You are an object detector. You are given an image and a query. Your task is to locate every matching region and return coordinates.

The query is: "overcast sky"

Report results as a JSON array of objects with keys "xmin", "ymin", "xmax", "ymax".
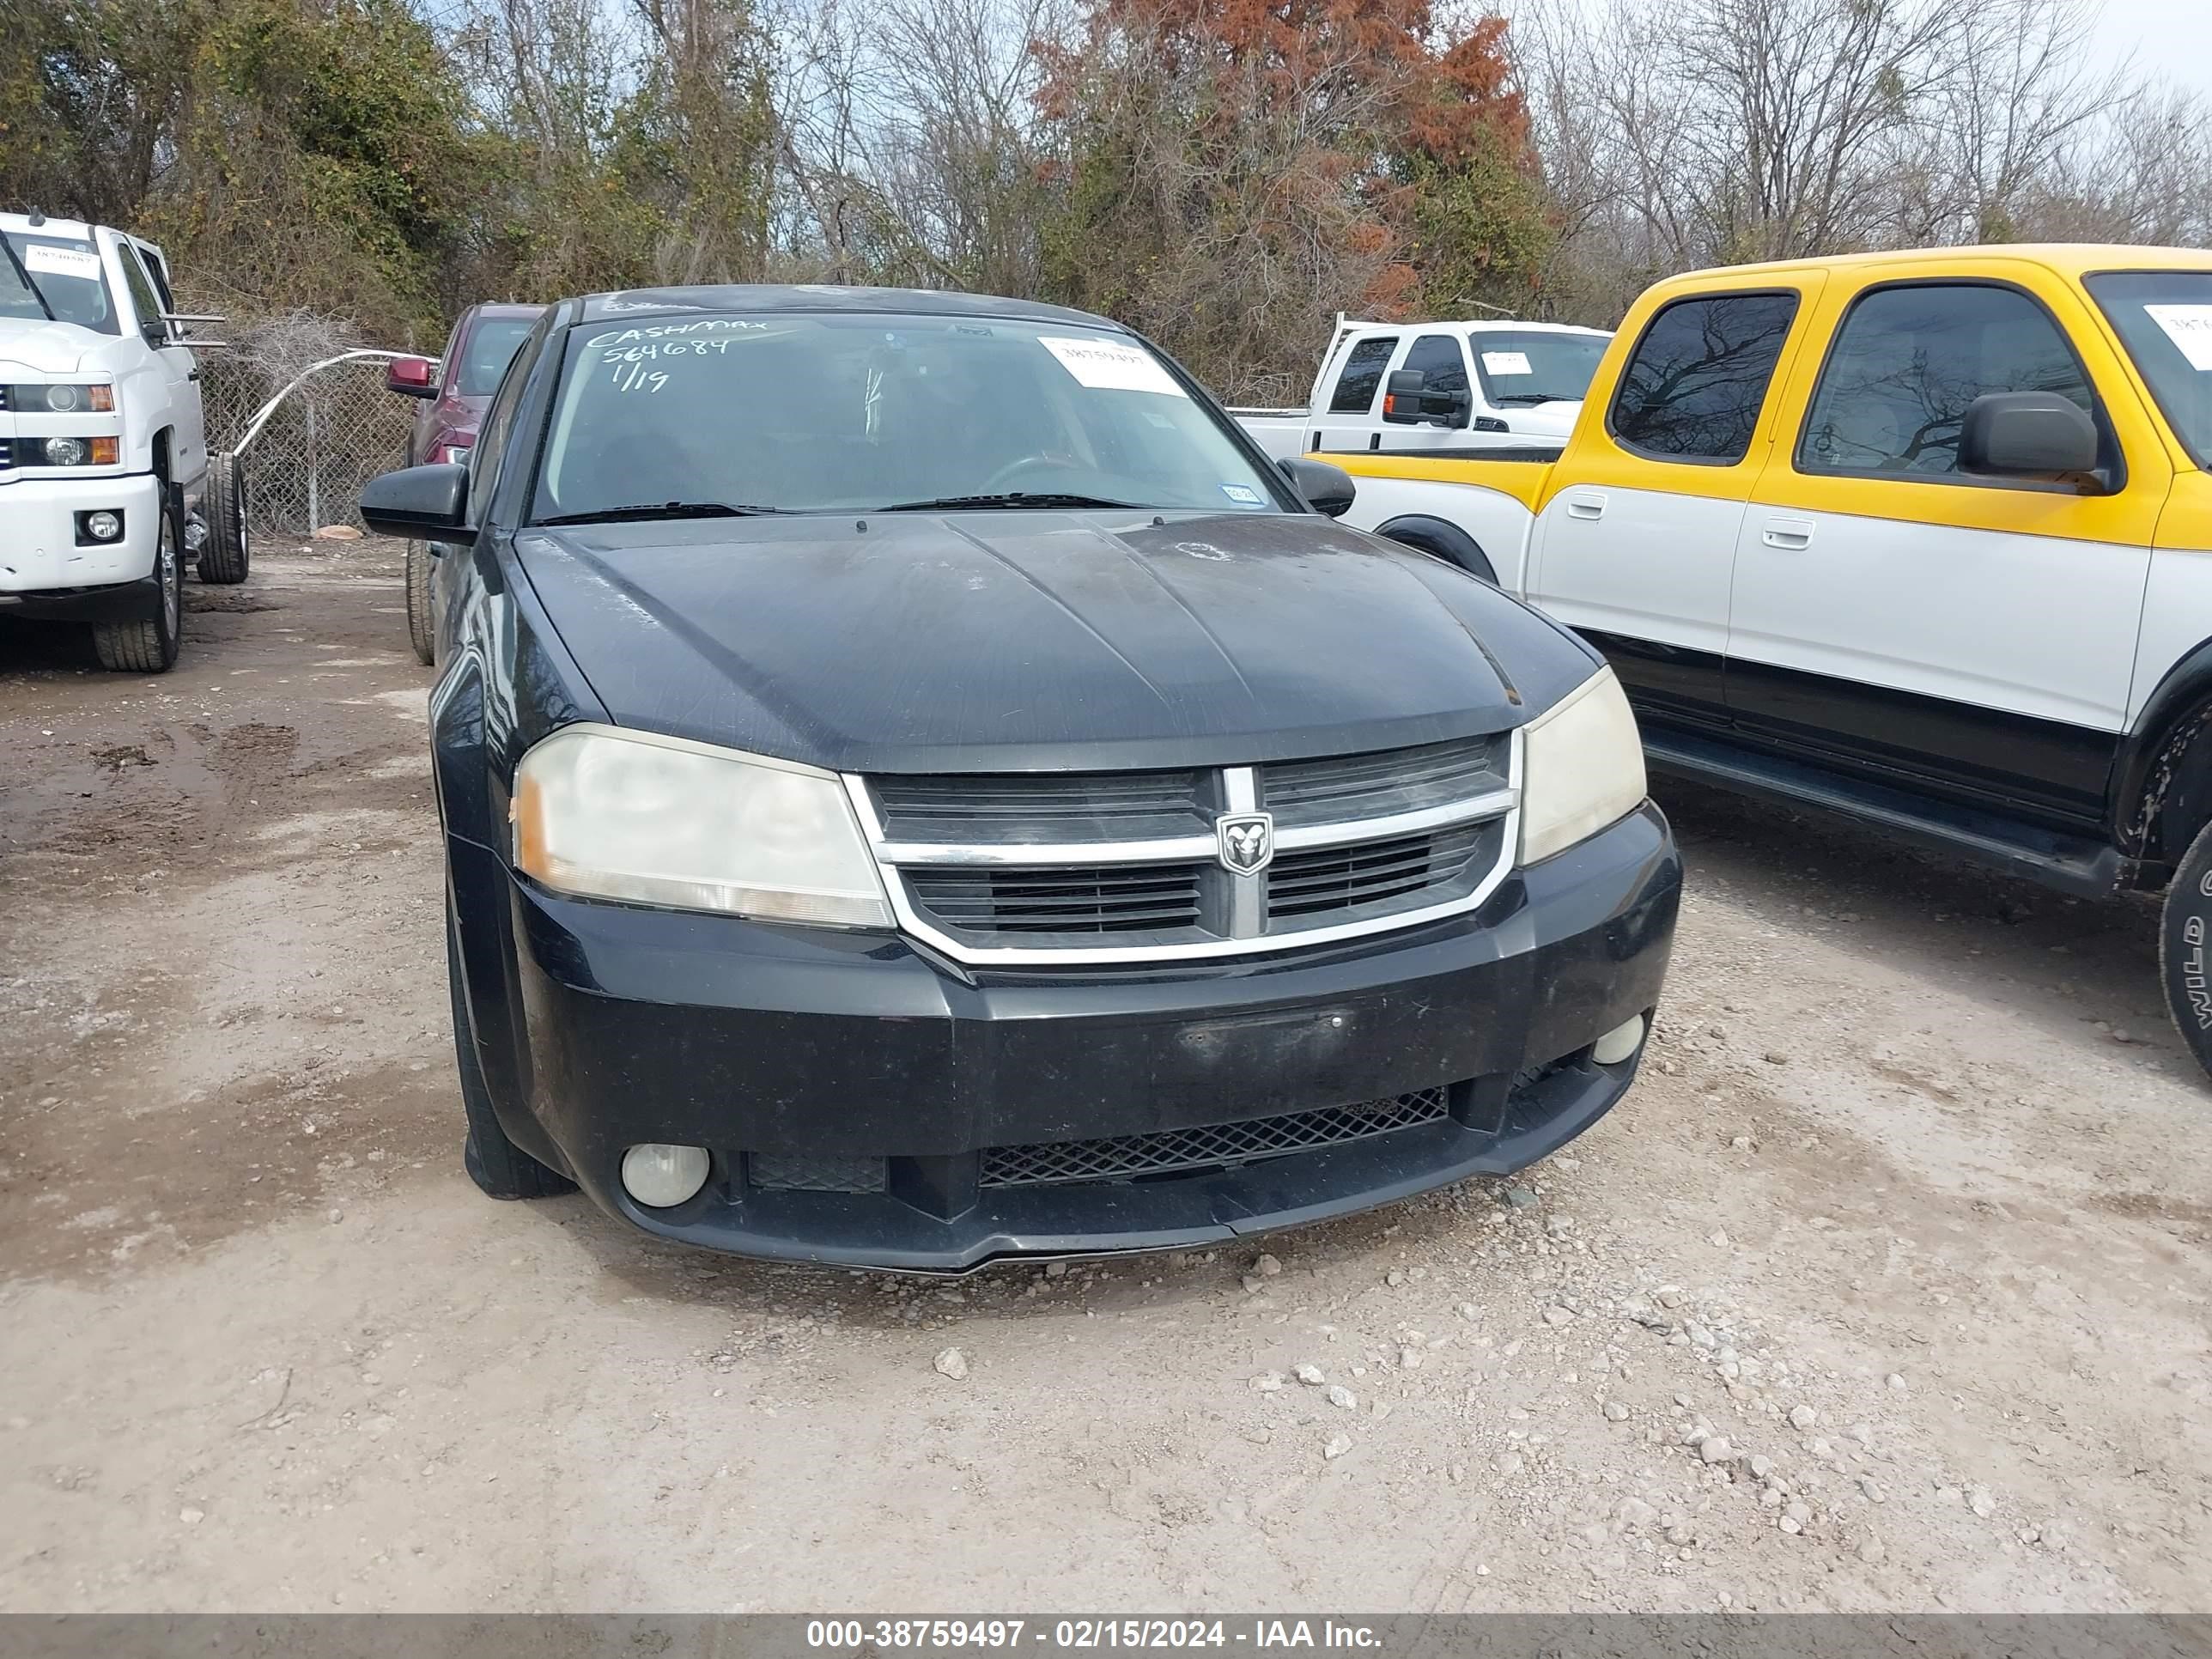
[{"xmin": 2087, "ymin": 0, "xmax": 2212, "ymax": 96}]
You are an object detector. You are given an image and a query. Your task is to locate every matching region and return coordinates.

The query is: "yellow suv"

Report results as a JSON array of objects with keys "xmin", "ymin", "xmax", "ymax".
[{"xmin": 1329, "ymin": 246, "xmax": 2212, "ymax": 1077}]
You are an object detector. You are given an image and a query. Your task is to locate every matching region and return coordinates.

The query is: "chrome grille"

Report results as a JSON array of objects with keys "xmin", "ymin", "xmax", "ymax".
[
  {"xmin": 854, "ymin": 730, "xmax": 1520, "ymax": 963},
  {"xmin": 981, "ymin": 1088, "xmax": 1452, "ymax": 1188},
  {"xmin": 0, "ymin": 437, "xmax": 12, "ymax": 471}
]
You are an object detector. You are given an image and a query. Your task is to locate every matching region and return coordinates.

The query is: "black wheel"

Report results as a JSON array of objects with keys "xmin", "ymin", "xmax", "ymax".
[
  {"xmin": 447, "ymin": 901, "xmax": 574, "ymax": 1200},
  {"xmin": 404, "ymin": 541, "xmax": 435, "ymax": 665},
  {"xmin": 92, "ymin": 486, "xmax": 183, "ymax": 672},
  {"xmin": 196, "ymin": 452, "xmax": 250, "ymax": 584},
  {"xmin": 2160, "ymin": 815, "xmax": 2212, "ymax": 1083}
]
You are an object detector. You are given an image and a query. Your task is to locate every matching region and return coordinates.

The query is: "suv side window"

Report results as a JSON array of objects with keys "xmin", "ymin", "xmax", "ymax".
[
  {"xmin": 1329, "ymin": 337, "xmax": 1399, "ymax": 412},
  {"xmin": 1798, "ymin": 283, "xmax": 2096, "ymax": 478},
  {"xmin": 1609, "ymin": 292, "xmax": 1800, "ymax": 464},
  {"xmin": 1402, "ymin": 332, "xmax": 1469, "ymax": 398}
]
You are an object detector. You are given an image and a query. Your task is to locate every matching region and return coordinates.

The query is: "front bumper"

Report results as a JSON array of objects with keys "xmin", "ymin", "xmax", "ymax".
[
  {"xmin": 0, "ymin": 471, "xmax": 160, "ymax": 600},
  {"xmin": 471, "ymin": 802, "xmax": 1679, "ymax": 1271}
]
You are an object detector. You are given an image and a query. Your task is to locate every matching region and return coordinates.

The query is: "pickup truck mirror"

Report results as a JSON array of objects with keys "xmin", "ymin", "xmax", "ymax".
[
  {"xmin": 1382, "ymin": 368, "xmax": 1471, "ymax": 428},
  {"xmin": 361, "ymin": 463, "xmax": 471, "ymax": 539},
  {"xmin": 386, "ymin": 356, "xmax": 439, "ymax": 399},
  {"xmin": 1960, "ymin": 392, "xmax": 2101, "ymax": 483},
  {"xmin": 1279, "ymin": 456, "xmax": 1356, "ymax": 518}
]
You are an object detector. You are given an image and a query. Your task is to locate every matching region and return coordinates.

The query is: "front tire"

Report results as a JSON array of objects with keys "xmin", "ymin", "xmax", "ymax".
[
  {"xmin": 447, "ymin": 901, "xmax": 574, "ymax": 1200},
  {"xmin": 197, "ymin": 452, "xmax": 250, "ymax": 584},
  {"xmin": 2160, "ymin": 817, "xmax": 2212, "ymax": 1084},
  {"xmin": 92, "ymin": 486, "xmax": 183, "ymax": 673},
  {"xmin": 404, "ymin": 541, "xmax": 435, "ymax": 665}
]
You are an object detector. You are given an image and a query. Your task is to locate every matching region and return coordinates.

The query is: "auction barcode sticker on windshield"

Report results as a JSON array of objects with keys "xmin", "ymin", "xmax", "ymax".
[
  {"xmin": 1039, "ymin": 336, "xmax": 1187, "ymax": 398},
  {"xmin": 23, "ymin": 244, "xmax": 103, "ymax": 281},
  {"xmin": 1480, "ymin": 350, "xmax": 1533, "ymax": 376},
  {"xmin": 2146, "ymin": 304, "xmax": 2212, "ymax": 370}
]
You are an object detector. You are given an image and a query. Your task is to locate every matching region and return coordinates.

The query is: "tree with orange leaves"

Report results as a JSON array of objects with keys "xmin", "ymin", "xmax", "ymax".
[{"xmin": 1034, "ymin": 0, "xmax": 1550, "ymax": 398}]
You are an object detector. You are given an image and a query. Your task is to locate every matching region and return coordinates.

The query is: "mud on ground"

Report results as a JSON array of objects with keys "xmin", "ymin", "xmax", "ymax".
[{"xmin": 1, "ymin": 540, "xmax": 2206, "ymax": 1613}]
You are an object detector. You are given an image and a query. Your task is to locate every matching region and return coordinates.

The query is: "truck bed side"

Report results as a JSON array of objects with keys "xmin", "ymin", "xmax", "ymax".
[{"xmin": 1332, "ymin": 453, "xmax": 1558, "ymax": 591}]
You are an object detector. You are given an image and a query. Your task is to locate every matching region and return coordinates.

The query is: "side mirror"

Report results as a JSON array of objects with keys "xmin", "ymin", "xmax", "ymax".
[
  {"xmin": 361, "ymin": 464, "xmax": 470, "ymax": 539},
  {"xmin": 1382, "ymin": 368, "xmax": 1470, "ymax": 428},
  {"xmin": 1279, "ymin": 456, "xmax": 1356, "ymax": 519},
  {"xmin": 1960, "ymin": 392, "xmax": 2100, "ymax": 481},
  {"xmin": 386, "ymin": 356, "xmax": 438, "ymax": 399}
]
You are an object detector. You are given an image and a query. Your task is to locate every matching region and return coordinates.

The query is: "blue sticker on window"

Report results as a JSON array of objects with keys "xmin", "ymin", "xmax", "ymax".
[{"xmin": 1220, "ymin": 483, "xmax": 1265, "ymax": 506}]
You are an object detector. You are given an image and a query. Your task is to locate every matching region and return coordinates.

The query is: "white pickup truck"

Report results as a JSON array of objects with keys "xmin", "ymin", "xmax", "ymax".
[
  {"xmin": 1231, "ymin": 316, "xmax": 1612, "ymax": 460},
  {"xmin": 1, "ymin": 211, "xmax": 247, "ymax": 672}
]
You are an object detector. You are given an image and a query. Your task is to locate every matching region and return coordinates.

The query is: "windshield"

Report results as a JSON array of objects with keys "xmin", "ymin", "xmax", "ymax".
[
  {"xmin": 532, "ymin": 312, "xmax": 1288, "ymax": 520},
  {"xmin": 1470, "ymin": 331, "xmax": 1609, "ymax": 406},
  {"xmin": 457, "ymin": 316, "xmax": 537, "ymax": 396},
  {"xmin": 1, "ymin": 234, "xmax": 118, "ymax": 334},
  {"xmin": 2087, "ymin": 270, "xmax": 2212, "ymax": 468}
]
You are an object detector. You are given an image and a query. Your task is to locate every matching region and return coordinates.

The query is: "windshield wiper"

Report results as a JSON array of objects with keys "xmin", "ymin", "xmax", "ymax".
[
  {"xmin": 1490, "ymin": 393, "xmax": 1571, "ymax": 407},
  {"xmin": 876, "ymin": 492, "xmax": 1139, "ymax": 512},
  {"xmin": 536, "ymin": 501, "xmax": 790, "ymax": 526},
  {"xmin": 0, "ymin": 239, "xmax": 57, "ymax": 323}
]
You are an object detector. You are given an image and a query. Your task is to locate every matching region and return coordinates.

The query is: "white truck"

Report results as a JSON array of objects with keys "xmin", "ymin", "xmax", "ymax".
[
  {"xmin": 1231, "ymin": 316, "xmax": 1612, "ymax": 460},
  {"xmin": 1, "ymin": 211, "xmax": 247, "ymax": 672}
]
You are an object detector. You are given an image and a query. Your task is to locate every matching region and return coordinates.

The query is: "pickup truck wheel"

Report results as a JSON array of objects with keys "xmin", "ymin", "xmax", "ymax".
[
  {"xmin": 2159, "ymin": 816, "xmax": 2212, "ymax": 1084},
  {"xmin": 196, "ymin": 452, "xmax": 250, "ymax": 584},
  {"xmin": 404, "ymin": 541, "xmax": 435, "ymax": 665},
  {"xmin": 447, "ymin": 902, "xmax": 574, "ymax": 1200},
  {"xmin": 91, "ymin": 488, "xmax": 183, "ymax": 673}
]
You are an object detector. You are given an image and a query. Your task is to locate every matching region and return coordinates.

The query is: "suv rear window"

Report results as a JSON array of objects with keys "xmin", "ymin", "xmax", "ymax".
[
  {"xmin": 1608, "ymin": 293, "xmax": 1799, "ymax": 464},
  {"xmin": 1328, "ymin": 337, "xmax": 1398, "ymax": 413}
]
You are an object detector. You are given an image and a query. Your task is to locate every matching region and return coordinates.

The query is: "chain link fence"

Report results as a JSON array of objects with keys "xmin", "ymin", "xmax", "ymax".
[{"xmin": 198, "ymin": 312, "xmax": 419, "ymax": 537}]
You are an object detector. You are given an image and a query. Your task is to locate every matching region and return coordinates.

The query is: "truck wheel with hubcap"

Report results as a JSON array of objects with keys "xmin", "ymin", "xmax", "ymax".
[
  {"xmin": 92, "ymin": 486, "xmax": 183, "ymax": 673},
  {"xmin": 197, "ymin": 451, "xmax": 250, "ymax": 584},
  {"xmin": 404, "ymin": 541, "xmax": 434, "ymax": 665},
  {"xmin": 2160, "ymin": 816, "xmax": 2212, "ymax": 1081},
  {"xmin": 447, "ymin": 902, "xmax": 574, "ymax": 1200}
]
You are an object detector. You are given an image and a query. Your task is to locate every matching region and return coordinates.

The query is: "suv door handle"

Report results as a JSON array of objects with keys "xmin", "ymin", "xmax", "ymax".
[
  {"xmin": 1565, "ymin": 493, "xmax": 1607, "ymax": 520},
  {"xmin": 1762, "ymin": 517, "xmax": 1814, "ymax": 550}
]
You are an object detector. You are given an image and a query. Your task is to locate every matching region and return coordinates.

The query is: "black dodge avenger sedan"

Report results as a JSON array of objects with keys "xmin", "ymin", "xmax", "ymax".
[{"xmin": 360, "ymin": 284, "xmax": 1679, "ymax": 1272}]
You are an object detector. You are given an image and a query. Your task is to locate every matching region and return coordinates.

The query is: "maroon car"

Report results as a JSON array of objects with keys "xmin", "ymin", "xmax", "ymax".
[{"xmin": 385, "ymin": 302, "xmax": 543, "ymax": 662}]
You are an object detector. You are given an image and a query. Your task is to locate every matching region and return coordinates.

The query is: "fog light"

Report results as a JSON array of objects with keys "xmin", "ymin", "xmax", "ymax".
[
  {"xmin": 621, "ymin": 1142, "xmax": 711, "ymax": 1208},
  {"xmin": 84, "ymin": 510, "xmax": 122, "ymax": 542},
  {"xmin": 1591, "ymin": 1013, "xmax": 1645, "ymax": 1066}
]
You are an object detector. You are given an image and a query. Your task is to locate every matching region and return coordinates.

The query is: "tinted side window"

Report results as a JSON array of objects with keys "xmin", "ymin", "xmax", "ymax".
[
  {"xmin": 1799, "ymin": 283, "xmax": 2094, "ymax": 477},
  {"xmin": 1329, "ymin": 337, "xmax": 1398, "ymax": 412},
  {"xmin": 1403, "ymin": 332, "xmax": 1468, "ymax": 395},
  {"xmin": 469, "ymin": 327, "xmax": 541, "ymax": 520},
  {"xmin": 1609, "ymin": 293, "xmax": 1800, "ymax": 463},
  {"xmin": 117, "ymin": 246, "xmax": 165, "ymax": 339}
]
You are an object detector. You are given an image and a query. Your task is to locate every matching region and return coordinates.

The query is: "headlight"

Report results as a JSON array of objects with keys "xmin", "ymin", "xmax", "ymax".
[
  {"xmin": 4, "ymin": 383, "xmax": 113, "ymax": 413},
  {"xmin": 30, "ymin": 435, "xmax": 118, "ymax": 466},
  {"xmin": 511, "ymin": 725, "xmax": 892, "ymax": 927},
  {"xmin": 1517, "ymin": 665, "xmax": 1646, "ymax": 864}
]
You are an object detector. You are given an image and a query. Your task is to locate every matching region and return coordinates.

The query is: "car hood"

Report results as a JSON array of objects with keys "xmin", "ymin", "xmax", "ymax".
[
  {"xmin": 514, "ymin": 510, "xmax": 1597, "ymax": 774},
  {"xmin": 0, "ymin": 316, "xmax": 100, "ymax": 375},
  {"xmin": 1502, "ymin": 399, "xmax": 1582, "ymax": 438}
]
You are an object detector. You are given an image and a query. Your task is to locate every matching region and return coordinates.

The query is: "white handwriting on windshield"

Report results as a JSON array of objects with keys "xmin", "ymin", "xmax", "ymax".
[{"xmin": 585, "ymin": 319, "xmax": 770, "ymax": 348}]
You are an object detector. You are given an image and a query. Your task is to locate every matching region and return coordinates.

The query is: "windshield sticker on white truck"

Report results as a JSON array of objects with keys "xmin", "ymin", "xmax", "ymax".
[
  {"xmin": 1039, "ymin": 336, "xmax": 1187, "ymax": 398},
  {"xmin": 22, "ymin": 244, "xmax": 102, "ymax": 281},
  {"xmin": 2145, "ymin": 304, "xmax": 2212, "ymax": 370},
  {"xmin": 1480, "ymin": 350, "xmax": 1533, "ymax": 376}
]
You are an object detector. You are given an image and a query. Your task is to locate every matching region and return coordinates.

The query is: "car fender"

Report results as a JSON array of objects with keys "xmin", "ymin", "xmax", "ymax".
[
  {"xmin": 2115, "ymin": 637, "xmax": 2212, "ymax": 864},
  {"xmin": 1371, "ymin": 514, "xmax": 1498, "ymax": 583},
  {"xmin": 1337, "ymin": 472, "xmax": 1538, "ymax": 592}
]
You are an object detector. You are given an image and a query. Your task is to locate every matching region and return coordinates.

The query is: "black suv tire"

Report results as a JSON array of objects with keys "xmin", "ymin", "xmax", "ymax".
[{"xmin": 404, "ymin": 541, "xmax": 435, "ymax": 665}]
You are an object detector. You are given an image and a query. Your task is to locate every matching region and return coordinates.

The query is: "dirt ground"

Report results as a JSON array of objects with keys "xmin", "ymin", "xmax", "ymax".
[{"xmin": 1, "ymin": 538, "xmax": 2208, "ymax": 1615}]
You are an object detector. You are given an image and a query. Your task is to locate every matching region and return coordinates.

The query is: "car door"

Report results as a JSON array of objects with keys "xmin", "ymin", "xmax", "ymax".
[
  {"xmin": 1524, "ymin": 282, "xmax": 1823, "ymax": 735},
  {"xmin": 1304, "ymin": 333, "xmax": 1400, "ymax": 453},
  {"xmin": 108, "ymin": 234, "xmax": 205, "ymax": 492},
  {"xmin": 1376, "ymin": 331, "xmax": 1474, "ymax": 453},
  {"xmin": 1726, "ymin": 269, "xmax": 2171, "ymax": 828}
]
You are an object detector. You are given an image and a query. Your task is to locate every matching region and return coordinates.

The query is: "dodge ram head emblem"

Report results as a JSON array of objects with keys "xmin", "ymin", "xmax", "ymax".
[{"xmin": 1216, "ymin": 811, "xmax": 1274, "ymax": 877}]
